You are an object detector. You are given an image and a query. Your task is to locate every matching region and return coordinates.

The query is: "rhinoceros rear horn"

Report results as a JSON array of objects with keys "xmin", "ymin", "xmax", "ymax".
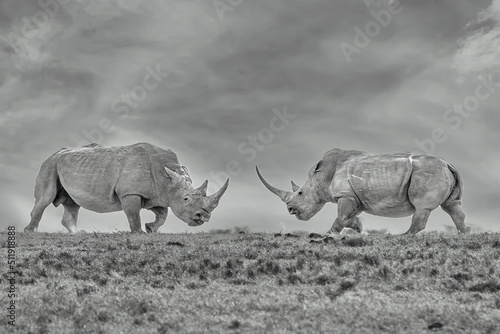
[
  {"xmin": 291, "ymin": 181, "xmax": 300, "ymax": 192},
  {"xmin": 164, "ymin": 166, "xmax": 183, "ymax": 183},
  {"xmin": 206, "ymin": 178, "xmax": 229, "ymax": 208},
  {"xmin": 193, "ymin": 180, "xmax": 208, "ymax": 196},
  {"xmin": 255, "ymin": 166, "xmax": 291, "ymax": 202}
]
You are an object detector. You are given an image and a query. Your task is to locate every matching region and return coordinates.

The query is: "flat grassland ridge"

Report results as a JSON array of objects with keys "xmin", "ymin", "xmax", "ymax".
[{"xmin": 1, "ymin": 232, "xmax": 500, "ymax": 334}]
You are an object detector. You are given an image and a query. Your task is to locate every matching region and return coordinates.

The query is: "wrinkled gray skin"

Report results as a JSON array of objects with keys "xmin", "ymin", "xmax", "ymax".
[
  {"xmin": 257, "ymin": 149, "xmax": 470, "ymax": 236},
  {"xmin": 25, "ymin": 143, "xmax": 229, "ymax": 233}
]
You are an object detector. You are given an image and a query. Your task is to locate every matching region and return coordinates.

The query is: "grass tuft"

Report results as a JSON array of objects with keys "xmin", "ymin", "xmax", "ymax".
[
  {"xmin": 342, "ymin": 237, "xmax": 372, "ymax": 247},
  {"xmin": 229, "ymin": 319, "xmax": 241, "ymax": 329},
  {"xmin": 469, "ymin": 279, "xmax": 500, "ymax": 293}
]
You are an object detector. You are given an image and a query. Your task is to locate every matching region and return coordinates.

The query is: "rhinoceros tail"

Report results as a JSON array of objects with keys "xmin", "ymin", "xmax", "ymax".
[{"xmin": 445, "ymin": 163, "xmax": 463, "ymax": 203}]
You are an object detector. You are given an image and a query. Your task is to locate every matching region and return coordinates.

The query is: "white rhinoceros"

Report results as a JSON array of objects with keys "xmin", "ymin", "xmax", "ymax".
[
  {"xmin": 25, "ymin": 143, "xmax": 229, "ymax": 233},
  {"xmin": 256, "ymin": 149, "xmax": 470, "ymax": 235}
]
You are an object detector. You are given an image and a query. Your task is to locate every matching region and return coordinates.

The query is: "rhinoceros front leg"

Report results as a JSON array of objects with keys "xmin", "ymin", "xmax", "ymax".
[
  {"xmin": 326, "ymin": 218, "xmax": 344, "ymax": 235},
  {"xmin": 121, "ymin": 195, "xmax": 144, "ymax": 233},
  {"xmin": 145, "ymin": 207, "xmax": 167, "ymax": 233},
  {"xmin": 326, "ymin": 197, "xmax": 362, "ymax": 235}
]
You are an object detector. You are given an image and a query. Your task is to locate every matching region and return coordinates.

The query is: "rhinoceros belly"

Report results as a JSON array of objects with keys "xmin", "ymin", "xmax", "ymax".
[
  {"xmin": 56, "ymin": 153, "xmax": 124, "ymax": 212},
  {"xmin": 347, "ymin": 154, "xmax": 416, "ymax": 218},
  {"xmin": 58, "ymin": 172, "xmax": 123, "ymax": 212},
  {"xmin": 360, "ymin": 197, "xmax": 415, "ymax": 218}
]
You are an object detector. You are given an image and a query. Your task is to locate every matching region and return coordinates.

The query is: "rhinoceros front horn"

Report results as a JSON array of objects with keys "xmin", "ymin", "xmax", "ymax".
[
  {"xmin": 206, "ymin": 178, "xmax": 229, "ymax": 208},
  {"xmin": 255, "ymin": 166, "xmax": 291, "ymax": 202}
]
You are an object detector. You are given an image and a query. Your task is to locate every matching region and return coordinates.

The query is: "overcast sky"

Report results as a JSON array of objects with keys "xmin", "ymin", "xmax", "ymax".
[{"xmin": 1, "ymin": 0, "xmax": 499, "ymax": 234}]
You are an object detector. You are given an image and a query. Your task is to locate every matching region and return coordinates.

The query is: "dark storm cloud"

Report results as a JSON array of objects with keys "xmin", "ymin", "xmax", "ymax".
[{"xmin": 0, "ymin": 0, "xmax": 499, "ymax": 233}]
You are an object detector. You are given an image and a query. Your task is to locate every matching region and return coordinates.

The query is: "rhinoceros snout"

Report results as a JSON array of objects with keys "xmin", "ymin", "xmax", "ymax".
[
  {"xmin": 288, "ymin": 206, "xmax": 299, "ymax": 215},
  {"xmin": 194, "ymin": 209, "xmax": 211, "ymax": 222}
]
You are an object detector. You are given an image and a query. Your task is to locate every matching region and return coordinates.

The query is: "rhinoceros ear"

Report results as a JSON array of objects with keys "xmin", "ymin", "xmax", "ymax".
[
  {"xmin": 291, "ymin": 181, "xmax": 300, "ymax": 192},
  {"xmin": 164, "ymin": 166, "xmax": 183, "ymax": 183},
  {"xmin": 314, "ymin": 161, "xmax": 323, "ymax": 173}
]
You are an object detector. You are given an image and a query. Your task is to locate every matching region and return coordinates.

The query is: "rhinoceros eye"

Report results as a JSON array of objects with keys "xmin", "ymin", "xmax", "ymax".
[
  {"xmin": 298, "ymin": 191, "xmax": 303, "ymax": 196},
  {"xmin": 184, "ymin": 196, "xmax": 189, "ymax": 201}
]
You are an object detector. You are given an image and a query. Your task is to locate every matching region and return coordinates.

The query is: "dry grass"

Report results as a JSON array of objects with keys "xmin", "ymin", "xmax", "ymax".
[{"xmin": 2, "ymin": 231, "xmax": 500, "ymax": 333}]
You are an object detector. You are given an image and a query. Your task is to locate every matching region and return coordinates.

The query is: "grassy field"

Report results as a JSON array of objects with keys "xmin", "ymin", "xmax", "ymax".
[{"xmin": 2, "ymin": 231, "xmax": 500, "ymax": 334}]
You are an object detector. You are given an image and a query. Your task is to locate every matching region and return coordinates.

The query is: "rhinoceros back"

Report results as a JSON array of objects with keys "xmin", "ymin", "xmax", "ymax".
[{"xmin": 54, "ymin": 143, "xmax": 180, "ymax": 213}]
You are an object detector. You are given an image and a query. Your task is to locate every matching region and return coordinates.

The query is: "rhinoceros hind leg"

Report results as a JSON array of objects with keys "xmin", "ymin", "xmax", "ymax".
[
  {"xmin": 404, "ymin": 209, "xmax": 431, "ymax": 235},
  {"xmin": 25, "ymin": 169, "xmax": 59, "ymax": 232},
  {"xmin": 121, "ymin": 195, "xmax": 143, "ymax": 233},
  {"xmin": 441, "ymin": 203, "xmax": 470, "ymax": 233},
  {"xmin": 25, "ymin": 201, "xmax": 51, "ymax": 232},
  {"xmin": 61, "ymin": 198, "xmax": 80, "ymax": 234},
  {"xmin": 407, "ymin": 159, "xmax": 458, "ymax": 235},
  {"xmin": 145, "ymin": 207, "xmax": 167, "ymax": 233}
]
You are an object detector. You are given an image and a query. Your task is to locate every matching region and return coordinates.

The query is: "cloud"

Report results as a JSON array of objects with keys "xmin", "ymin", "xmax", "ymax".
[
  {"xmin": 452, "ymin": 0, "xmax": 500, "ymax": 75},
  {"xmin": 0, "ymin": 0, "xmax": 499, "ymax": 233}
]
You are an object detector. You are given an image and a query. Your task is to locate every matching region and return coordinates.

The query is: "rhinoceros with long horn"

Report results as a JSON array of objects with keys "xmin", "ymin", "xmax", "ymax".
[
  {"xmin": 256, "ymin": 149, "xmax": 470, "ymax": 235},
  {"xmin": 25, "ymin": 143, "xmax": 229, "ymax": 233}
]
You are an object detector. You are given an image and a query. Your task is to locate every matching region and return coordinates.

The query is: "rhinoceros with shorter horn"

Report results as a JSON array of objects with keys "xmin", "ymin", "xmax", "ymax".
[
  {"xmin": 25, "ymin": 143, "xmax": 229, "ymax": 233},
  {"xmin": 256, "ymin": 149, "xmax": 470, "ymax": 235}
]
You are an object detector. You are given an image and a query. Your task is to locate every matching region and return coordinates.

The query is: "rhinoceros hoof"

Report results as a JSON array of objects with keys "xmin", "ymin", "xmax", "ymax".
[
  {"xmin": 131, "ymin": 229, "xmax": 145, "ymax": 234},
  {"xmin": 323, "ymin": 236, "xmax": 336, "ymax": 244},
  {"xmin": 460, "ymin": 226, "xmax": 472, "ymax": 234}
]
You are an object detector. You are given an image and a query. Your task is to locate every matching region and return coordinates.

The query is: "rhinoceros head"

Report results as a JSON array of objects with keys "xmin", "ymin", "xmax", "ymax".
[
  {"xmin": 256, "ymin": 162, "xmax": 332, "ymax": 221},
  {"xmin": 164, "ymin": 167, "xmax": 229, "ymax": 226}
]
